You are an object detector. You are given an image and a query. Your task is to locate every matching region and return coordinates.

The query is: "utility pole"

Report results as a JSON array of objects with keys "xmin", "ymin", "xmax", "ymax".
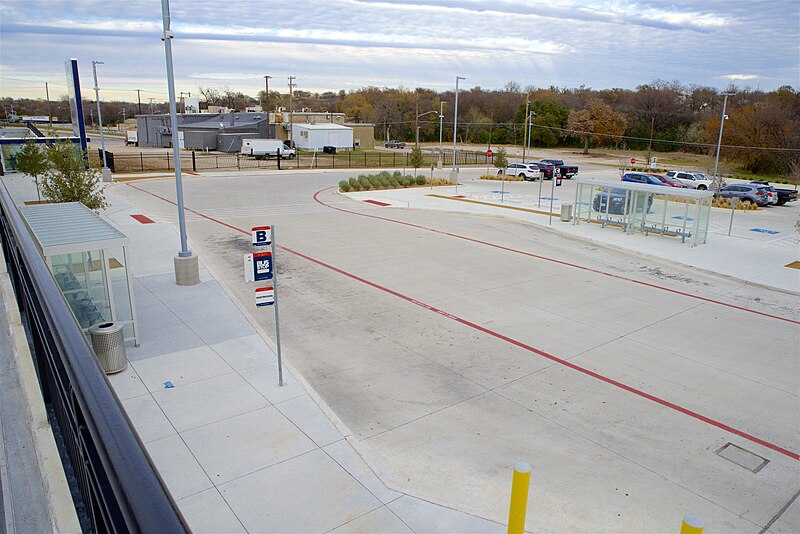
[
  {"xmin": 122, "ymin": 108, "xmax": 127, "ymax": 122},
  {"xmin": 288, "ymin": 76, "xmax": 296, "ymax": 148},
  {"xmin": 45, "ymin": 82, "xmax": 52, "ymax": 127},
  {"xmin": 179, "ymin": 91, "xmax": 190, "ymax": 113},
  {"xmin": 90, "ymin": 108, "xmax": 94, "ymax": 128},
  {"xmin": 452, "ymin": 75, "xmax": 465, "ymax": 173},
  {"xmin": 263, "ymin": 75, "xmax": 271, "ymax": 116},
  {"xmin": 137, "ymin": 89, "xmax": 143, "ymax": 115},
  {"xmin": 647, "ymin": 116, "xmax": 655, "ymax": 164},
  {"xmin": 438, "ymin": 101, "xmax": 446, "ymax": 169},
  {"xmin": 521, "ymin": 99, "xmax": 530, "ymax": 162},
  {"xmin": 149, "ymin": 97, "xmax": 155, "ymax": 114},
  {"xmin": 713, "ymin": 92, "xmax": 735, "ymax": 192},
  {"xmin": 415, "ymin": 94, "xmax": 419, "ymax": 147}
]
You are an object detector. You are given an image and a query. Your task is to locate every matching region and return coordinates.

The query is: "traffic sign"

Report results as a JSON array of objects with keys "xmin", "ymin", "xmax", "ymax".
[
  {"xmin": 252, "ymin": 225, "xmax": 272, "ymax": 246},
  {"xmin": 486, "ymin": 149, "xmax": 493, "ymax": 158},
  {"xmin": 253, "ymin": 251, "xmax": 273, "ymax": 281},
  {"xmin": 630, "ymin": 157, "xmax": 636, "ymax": 165},
  {"xmin": 255, "ymin": 286, "xmax": 275, "ymax": 307}
]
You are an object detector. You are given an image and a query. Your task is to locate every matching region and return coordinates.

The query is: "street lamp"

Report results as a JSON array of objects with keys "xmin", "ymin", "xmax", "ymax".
[
  {"xmin": 438, "ymin": 101, "xmax": 446, "ymax": 169},
  {"xmin": 452, "ymin": 76, "xmax": 465, "ymax": 175},
  {"xmin": 161, "ymin": 0, "xmax": 198, "ymax": 285},
  {"xmin": 712, "ymin": 92, "xmax": 735, "ymax": 191},
  {"xmin": 415, "ymin": 110, "xmax": 437, "ymax": 146},
  {"xmin": 91, "ymin": 60, "xmax": 108, "ymax": 171},
  {"xmin": 521, "ymin": 100, "xmax": 530, "ymax": 162},
  {"xmin": 525, "ymin": 110, "xmax": 535, "ymax": 164}
]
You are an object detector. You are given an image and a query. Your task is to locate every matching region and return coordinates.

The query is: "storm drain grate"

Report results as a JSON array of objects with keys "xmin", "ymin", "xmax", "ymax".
[{"xmin": 716, "ymin": 442, "xmax": 769, "ymax": 473}]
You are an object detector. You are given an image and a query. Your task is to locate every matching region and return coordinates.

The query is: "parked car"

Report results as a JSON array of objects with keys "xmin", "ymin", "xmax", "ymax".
[
  {"xmin": 652, "ymin": 174, "xmax": 689, "ymax": 188},
  {"xmin": 385, "ymin": 140, "xmax": 405, "ymax": 149},
  {"xmin": 499, "ymin": 163, "xmax": 541, "ymax": 181},
  {"xmin": 750, "ymin": 181, "xmax": 798, "ymax": 205},
  {"xmin": 592, "ymin": 187, "xmax": 653, "ymax": 215},
  {"xmin": 526, "ymin": 161, "xmax": 559, "ymax": 180},
  {"xmin": 539, "ymin": 159, "xmax": 578, "ymax": 179},
  {"xmin": 621, "ymin": 173, "xmax": 670, "ymax": 186},
  {"xmin": 665, "ymin": 171, "xmax": 714, "ymax": 190},
  {"xmin": 714, "ymin": 184, "xmax": 770, "ymax": 206}
]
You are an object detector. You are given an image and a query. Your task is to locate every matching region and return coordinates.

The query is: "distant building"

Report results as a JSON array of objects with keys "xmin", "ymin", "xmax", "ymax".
[
  {"xmin": 291, "ymin": 123, "xmax": 353, "ymax": 150},
  {"xmin": 135, "ymin": 112, "xmax": 272, "ymax": 152}
]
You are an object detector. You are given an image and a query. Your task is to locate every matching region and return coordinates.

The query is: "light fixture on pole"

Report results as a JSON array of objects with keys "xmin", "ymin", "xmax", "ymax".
[
  {"xmin": 452, "ymin": 75, "xmax": 465, "ymax": 177},
  {"xmin": 91, "ymin": 60, "xmax": 108, "ymax": 171},
  {"xmin": 526, "ymin": 110, "xmax": 535, "ymax": 164},
  {"xmin": 438, "ymin": 101, "xmax": 446, "ymax": 169},
  {"xmin": 161, "ymin": 0, "xmax": 199, "ymax": 285},
  {"xmin": 521, "ymin": 100, "xmax": 530, "ymax": 163},
  {"xmin": 712, "ymin": 92, "xmax": 735, "ymax": 192},
  {"xmin": 415, "ymin": 110, "xmax": 437, "ymax": 146}
]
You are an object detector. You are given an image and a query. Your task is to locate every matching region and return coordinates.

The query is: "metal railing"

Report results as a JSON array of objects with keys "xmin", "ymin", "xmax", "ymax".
[
  {"xmin": 102, "ymin": 149, "xmax": 493, "ymax": 173},
  {"xmin": 0, "ymin": 181, "xmax": 188, "ymax": 533}
]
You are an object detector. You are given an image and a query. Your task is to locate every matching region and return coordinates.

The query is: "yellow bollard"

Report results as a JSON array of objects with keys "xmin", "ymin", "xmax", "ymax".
[
  {"xmin": 680, "ymin": 514, "xmax": 703, "ymax": 534},
  {"xmin": 507, "ymin": 461, "xmax": 531, "ymax": 534}
]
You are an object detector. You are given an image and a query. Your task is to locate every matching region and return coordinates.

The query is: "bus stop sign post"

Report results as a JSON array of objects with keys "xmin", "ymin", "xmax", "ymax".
[{"xmin": 245, "ymin": 225, "xmax": 284, "ymax": 386}]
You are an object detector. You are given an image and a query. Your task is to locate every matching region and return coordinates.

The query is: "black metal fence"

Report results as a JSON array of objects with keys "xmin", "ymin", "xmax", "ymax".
[
  {"xmin": 105, "ymin": 149, "xmax": 493, "ymax": 173},
  {"xmin": 0, "ymin": 183, "xmax": 188, "ymax": 533}
]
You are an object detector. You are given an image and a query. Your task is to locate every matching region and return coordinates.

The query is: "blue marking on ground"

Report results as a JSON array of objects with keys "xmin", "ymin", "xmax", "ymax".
[
  {"xmin": 540, "ymin": 197, "xmax": 559, "ymax": 201},
  {"xmin": 672, "ymin": 216, "xmax": 695, "ymax": 221},
  {"xmin": 750, "ymin": 228, "xmax": 779, "ymax": 235},
  {"xmin": 491, "ymin": 190, "xmax": 509, "ymax": 194}
]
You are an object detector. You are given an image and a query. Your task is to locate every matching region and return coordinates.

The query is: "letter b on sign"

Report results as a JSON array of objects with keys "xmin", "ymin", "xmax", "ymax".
[{"xmin": 252, "ymin": 226, "xmax": 272, "ymax": 246}]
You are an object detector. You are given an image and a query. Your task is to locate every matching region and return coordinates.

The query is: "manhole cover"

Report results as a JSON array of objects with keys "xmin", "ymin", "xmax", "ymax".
[{"xmin": 716, "ymin": 443, "xmax": 769, "ymax": 473}]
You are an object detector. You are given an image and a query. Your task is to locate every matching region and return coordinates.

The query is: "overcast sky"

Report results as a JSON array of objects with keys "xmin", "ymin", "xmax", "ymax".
[{"xmin": 1, "ymin": 0, "xmax": 798, "ymax": 103}]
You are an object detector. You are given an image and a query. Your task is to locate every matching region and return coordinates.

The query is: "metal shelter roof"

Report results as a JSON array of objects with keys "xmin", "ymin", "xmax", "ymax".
[{"xmin": 21, "ymin": 202, "xmax": 129, "ymax": 256}]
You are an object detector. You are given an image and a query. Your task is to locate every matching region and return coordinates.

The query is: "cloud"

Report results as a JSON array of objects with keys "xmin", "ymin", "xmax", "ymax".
[{"xmin": 720, "ymin": 74, "xmax": 759, "ymax": 80}]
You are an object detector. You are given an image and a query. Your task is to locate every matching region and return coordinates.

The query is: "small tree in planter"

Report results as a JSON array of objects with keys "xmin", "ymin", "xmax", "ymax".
[
  {"xmin": 409, "ymin": 145, "xmax": 424, "ymax": 176},
  {"xmin": 15, "ymin": 141, "xmax": 50, "ymax": 201},
  {"xmin": 493, "ymin": 148, "xmax": 508, "ymax": 175},
  {"xmin": 41, "ymin": 142, "xmax": 109, "ymax": 212}
]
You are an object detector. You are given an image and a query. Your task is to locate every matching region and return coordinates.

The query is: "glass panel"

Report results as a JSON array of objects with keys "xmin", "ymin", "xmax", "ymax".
[
  {"xmin": 106, "ymin": 246, "xmax": 134, "ymax": 340},
  {"xmin": 50, "ymin": 249, "xmax": 111, "ymax": 330}
]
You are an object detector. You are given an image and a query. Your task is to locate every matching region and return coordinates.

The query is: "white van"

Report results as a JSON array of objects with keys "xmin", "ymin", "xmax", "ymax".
[{"xmin": 240, "ymin": 139, "xmax": 296, "ymax": 160}]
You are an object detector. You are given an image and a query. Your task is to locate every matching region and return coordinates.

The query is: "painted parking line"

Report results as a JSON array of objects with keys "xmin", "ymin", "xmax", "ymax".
[
  {"xmin": 122, "ymin": 181, "xmax": 800, "ymax": 461},
  {"xmin": 750, "ymin": 228, "xmax": 780, "ymax": 235},
  {"xmin": 364, "ymin": 199, "xmax": 391, "ymax": 207},
  {"xmin": 318, "ymin": 188, "xmax": 800, "ymax": 326}
]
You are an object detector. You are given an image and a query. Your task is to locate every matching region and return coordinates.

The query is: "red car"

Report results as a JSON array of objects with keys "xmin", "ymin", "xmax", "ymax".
[{"xmin": 651, "ymin": 174, "xmax": 688, "ymax": 188}]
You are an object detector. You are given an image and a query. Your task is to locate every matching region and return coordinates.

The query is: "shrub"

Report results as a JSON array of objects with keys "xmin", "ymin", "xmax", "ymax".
[
  {"xmin": 358, "ymin": 176, "xmax": 371, "ymax": 190},
  {"xmin": 338, "ymin": 180, "xmax": 350, "ymax": 192},
  {"xmin": 403, "ymin": 176, "xmax": 415, "ymax": 187},
  {"xmin": 348, "ymin": 177, "xmax": 358, "ymax": 188},
  {"xmin": 415, "ymin": 175, "xmax": 426, "ymax": 185},
  {"xmin": 392, "ymin": 170, "xmax": 402, "ymax": 180}
]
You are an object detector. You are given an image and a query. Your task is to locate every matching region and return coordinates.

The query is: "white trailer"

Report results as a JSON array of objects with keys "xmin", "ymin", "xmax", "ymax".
[
  {"xmin": 291, "ymin": 123, "xmax": 353, "ymax": 151},
  {"xmin": 240, "ymin": 139, "xmax": 296, "ymax": 159},
  {"xmin": 124, "ymin": 131, "xmax": 138, "ymax": 146}
]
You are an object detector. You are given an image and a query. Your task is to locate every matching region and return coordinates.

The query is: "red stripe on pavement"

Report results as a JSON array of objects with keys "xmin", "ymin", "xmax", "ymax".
[
  {"xmin": 131, "ymin": 214, "xmax": 155, "ymax": 224},
  {"xmin": 364, "ymin": 199, "xmax": 391, "ymax": 206},
  {"xmin": 122, "ymin": 181, "xmax": 800, "ymax": 461},
  {"xmin": 314, "ymin": 187, "xmax": 800, "ymax": 326}
]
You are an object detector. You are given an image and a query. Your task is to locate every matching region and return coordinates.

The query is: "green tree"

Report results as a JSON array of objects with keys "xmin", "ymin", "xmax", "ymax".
[
  {"xmin": 41, "ymin": 142, "xmax": 108, "ymax": 212},
  {"xmin": 409, "ymin": 145, "xmax": 424, "ymax": 173},
  {"xmin": 15, "ymin": 141, "xmax": 50, "ymax": 201},
  {"xmin": 493, "ymin": 148, "xmax": 508, "ymax": 172}
]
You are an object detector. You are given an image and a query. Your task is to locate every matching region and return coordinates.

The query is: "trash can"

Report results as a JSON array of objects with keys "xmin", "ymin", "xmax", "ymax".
[
  {"xmin": 560, "ymin": 203, "xmax": 573, "ymax": 222},
  {"xmin": 89, "ymin": 322, "xmax": 127, "ymax": 374}
]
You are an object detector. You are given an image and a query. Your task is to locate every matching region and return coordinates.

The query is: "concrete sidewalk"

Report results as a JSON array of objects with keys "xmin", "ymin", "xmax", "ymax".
[{"xmin": 100, "ymin": 189, "xmax": 506, "ymax": 533}]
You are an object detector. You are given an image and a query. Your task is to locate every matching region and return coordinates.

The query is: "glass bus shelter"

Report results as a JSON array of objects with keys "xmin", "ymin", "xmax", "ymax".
[
  {"xmin": 573, "ymin": 179, "xmax": 714, "ymax": 246},
  {"xmin": 21, "ymin": 202, "xmax": 139, "ymax": 344}
]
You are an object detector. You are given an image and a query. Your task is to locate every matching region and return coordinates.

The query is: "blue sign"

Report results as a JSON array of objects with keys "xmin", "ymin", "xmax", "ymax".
[
  {"xmin": 253, "ymin": 251, "xmax": 273, "ymax": 281},
  {"xmin": 750, "ymin": 228, "xmax": 779, "ymax": 235}
]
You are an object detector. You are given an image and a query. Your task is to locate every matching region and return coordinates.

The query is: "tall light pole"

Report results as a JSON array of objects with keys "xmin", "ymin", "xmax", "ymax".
[
  {"xmin": 263, "ymin": 75, "xmax": 271, "ymax": 117},
  {"xmin": 521, "ymin": 99, "xmax": 530, "ymax": 162},
  {"xmin": 438, "ymin": 101, "xmax": 446, "ymax": 169},
  {"xmin": 91, "ymin": 60, "xmax": 108, "ymax": 169},
  {"xmin": 712, "ymin": 92, "xmax": 735, "ymax": 191},
  {"xmin": 452, "ymin": 75, "xmax": 465, "ymax": 174},
  {"xmin": 288, "ymin": 76, "xmax": 296, "ymax": 148},
  {"xmin": 45, "ymin": 82, "xmax": 52, "ymax": 127},
  {"xmin": 161, "ymin": 0, "xmax": 198, "ymax": 285},
  {"xmin": 526, "ymin": 110, "xmax": 535, "ymax": 163},
  {"xmin": 137, "ymin": 89, "xmax": 143, "ymax": 115},
  {"xmin": 415, "ymin": 110, "xmax": 437, "ymax": 145}
]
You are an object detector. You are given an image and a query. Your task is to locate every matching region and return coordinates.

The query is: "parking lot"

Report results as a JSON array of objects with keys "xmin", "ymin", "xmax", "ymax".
[{"xmin": 109, "ymin": 162, "xmax": 799, "ymax": 533}]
